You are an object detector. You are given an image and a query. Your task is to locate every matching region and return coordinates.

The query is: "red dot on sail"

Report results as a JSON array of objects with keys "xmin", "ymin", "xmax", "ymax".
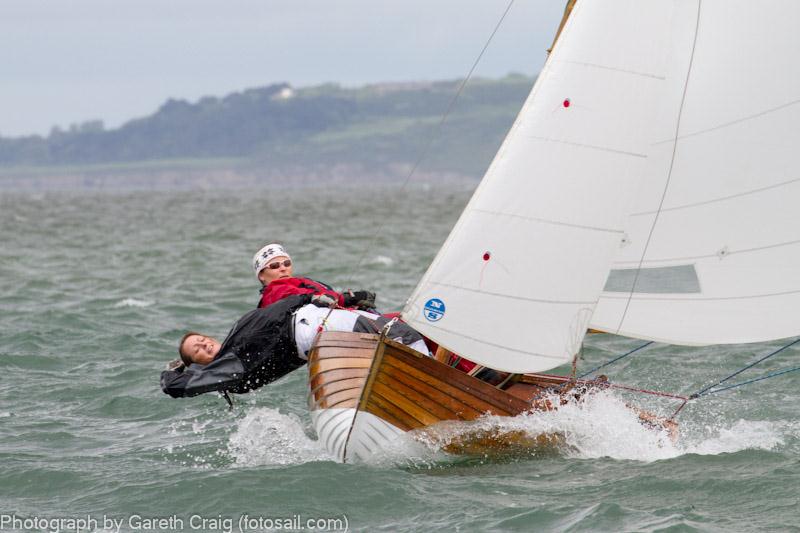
[
  {"xmin": 563, "ymin": 98, "xmax": 571, "ymax": 108},
  {"xmin": 483, "ymin": 252, "xmax": 491, "ymax": 261}
]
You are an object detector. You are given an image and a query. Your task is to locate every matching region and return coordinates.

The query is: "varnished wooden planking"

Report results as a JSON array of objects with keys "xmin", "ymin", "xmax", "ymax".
[
  {"xmin": 309, "ymin": 368, "xmax": 369, "ymax": 391},
  {"xmin": 309, "ymin": 357, "xmax": 373, "ymax": 374},
  {"xmin": 381, "ymin": 353, "xmax": 520, "ymax": 415},
  {"xmin": 313, "ymin": 388, "xmax": 361, "ymax": 410},
  {"xmin": 310, "ymin": 377, "xmax": 367, "ymax": 400},
  {"xmin": 313, "ymin": 341, "xmax": 376, "ymax": 352},
  {"xmin": 311, "ymin": 381, "xmax": 364, "ymax": 404},
  {"xmin": 311, "ymin": 346, "xmax": 375, "ymax": 360},
  {"xmin": 362, "ymin": 400, "xmax": 413, "ymax": 432},
  {"xmin": 518, "ymin": 373, "xmax": 572, "ymax": 386},
  {"xmin": 381, "ymin": 356, "xmax": 501, "ymax": 417},
  {"xmin": 311, "ymin": 333, "xmax": 379, "ymax": 350},
  {"xmin": 380, "ymin": 342, "xmax": 531, "ymax": 414},
  {"xmin": 374, "ymin": 371, "xmax": 462, "ymax": 422},
  {"xmin": 309, "ymin": 331, "xmax": 580, "ymax": 460},
  {"xmin": 355, "ymin": 334, "xmax": 388, "ymax": 415},
  {"xmin": 366, "ymin": 391, "xmax": 419, "ymax": 431},
  {"xmin": 308, "ymin": 331, "xmax": 375, "ymax": 415},
  {"xmin": 379, "ymin": 362, "xmax": 482, "ymax": 420},
  {"xmin": 371, "ymin": 381, "xmax": 442, "ymax": 426}
]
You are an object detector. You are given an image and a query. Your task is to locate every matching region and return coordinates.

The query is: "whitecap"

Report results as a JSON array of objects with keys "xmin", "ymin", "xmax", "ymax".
[
  {"xmin": 352, "ymin": 391, "xmax": 787, "ymax": 464},
  {"xmin": 367, "ymin": 255, "xmax": 394, "ymax": 266},
  {"xmin": 114, "ymin": 298, "xmax": 154, "ymax": 308},
  {"xmin": 682, "ymin": 419, "xmax": 783, "ymax": 456}
]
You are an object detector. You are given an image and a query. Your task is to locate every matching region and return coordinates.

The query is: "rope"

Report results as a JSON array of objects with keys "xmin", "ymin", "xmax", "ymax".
[
  {"xmin": 604, "ymin": 382, "xmax": 687, "ymax": 400},
  {"xmin": 525, "ymin": 341, "xmax": 658, "ymax": 404},
  {"xmin": 344, "ymin": 0, "xmax": 518, "ymax": 288},
  {"xmin": 527, "ymin": 374, "xmax": 686, "ymax": 406}
]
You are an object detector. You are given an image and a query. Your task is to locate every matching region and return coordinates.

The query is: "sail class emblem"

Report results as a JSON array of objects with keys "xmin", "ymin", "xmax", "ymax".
[{"xmin": 423, "ymin": 298, "xmax": 445, "ymax": 322}]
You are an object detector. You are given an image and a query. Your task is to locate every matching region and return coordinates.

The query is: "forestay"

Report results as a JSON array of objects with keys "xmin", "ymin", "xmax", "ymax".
[
  {"xmin": 403, "ymin": 0, "xmax": 675, "ymax": 373},
  {"xmin": 591, "ymin": 0, "xmax": 800, "ymax": 345}
]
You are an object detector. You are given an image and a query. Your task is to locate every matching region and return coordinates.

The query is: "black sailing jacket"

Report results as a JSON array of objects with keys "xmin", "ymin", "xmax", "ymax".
[{"xmin": 160, "ymin": 294, "xmax": 313, "ymax": 398}]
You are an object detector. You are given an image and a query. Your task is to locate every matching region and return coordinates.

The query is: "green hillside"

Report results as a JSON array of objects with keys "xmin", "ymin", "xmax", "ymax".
[{"xmin": 0, "ymin": 74, "xmax": 535, "ymax": 181}]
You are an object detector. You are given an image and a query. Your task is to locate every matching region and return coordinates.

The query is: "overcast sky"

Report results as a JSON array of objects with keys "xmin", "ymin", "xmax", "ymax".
[{"xmin": 1, "ymin": 1, "xmax": 565, "ymax": 137}]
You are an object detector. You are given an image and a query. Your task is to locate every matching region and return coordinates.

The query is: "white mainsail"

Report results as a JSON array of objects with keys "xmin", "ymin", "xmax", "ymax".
[
  {"xmin": 590, "ymin": 0, "xmax": 800, "ymax": 345},
  {"xmin": 403, "ymin": 0, "xmax": 676, "ymax": 372}
]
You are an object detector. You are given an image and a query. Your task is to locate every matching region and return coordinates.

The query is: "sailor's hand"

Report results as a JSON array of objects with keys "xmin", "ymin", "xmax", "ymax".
[
  {"xmin": 311, "ymin": 294, "xmax": 338, "ymax": 308},
  {"xmin": 343, "ymin": 289, "xmax": 376, "ymax": 310}
]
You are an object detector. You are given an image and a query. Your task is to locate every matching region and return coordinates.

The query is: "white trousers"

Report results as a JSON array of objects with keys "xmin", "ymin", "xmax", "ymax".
[{"xmin": 293, "ymin": 304, "xmax": 428, "ymax": 360}]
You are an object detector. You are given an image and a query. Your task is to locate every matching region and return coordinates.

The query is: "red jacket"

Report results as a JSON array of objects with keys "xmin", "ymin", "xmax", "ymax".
[{"xmin": 258, "ymin": 277, "xmax": 345, "ymax": 309}]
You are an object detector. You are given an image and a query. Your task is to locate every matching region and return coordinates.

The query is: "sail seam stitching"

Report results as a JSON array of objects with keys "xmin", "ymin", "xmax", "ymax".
[
  {"xmin": 601, "ymin": 287, "xmax": 800, "ymax": 302},
  {"xmin": 470, "ymin": 208, "xmax": 623, "ymax": 234},
  {"xmin": 629, "ymin": 176, "xmax": 800, "ymax": 216},
  {"xmin": 427, "ymin": 280, "xmax": 597, "ymax": 305},
  {"xmin": 558, "ymin": 59, "xmax": 665, "ymax": 80},
  {"xmin": 524, "ymin": 135, "xmax": 647, "ymax": 158},
  {"xmin": 654, "ymin": 96, "xmax": 800, "ymax": 145},
  {"xmin": 612, "ymin": 237, "xmax": 800, "ymax": 264}
]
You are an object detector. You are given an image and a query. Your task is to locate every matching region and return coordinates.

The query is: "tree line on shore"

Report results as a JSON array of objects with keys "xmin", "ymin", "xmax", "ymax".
[{"xmin": 0, "ymin": 74, "xmax": 535, "ymax": 179}]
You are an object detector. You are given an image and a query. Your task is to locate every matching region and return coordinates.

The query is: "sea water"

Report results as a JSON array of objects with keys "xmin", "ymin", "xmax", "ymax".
[{"xmin": 1, "ymin": 182, "xmax": 798, "ymax": 532}]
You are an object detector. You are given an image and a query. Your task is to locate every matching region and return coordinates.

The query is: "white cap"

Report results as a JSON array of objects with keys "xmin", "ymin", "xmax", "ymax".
[{"xmin": 252, "ymin": 243, "xmax": 291, "ymax": 279}]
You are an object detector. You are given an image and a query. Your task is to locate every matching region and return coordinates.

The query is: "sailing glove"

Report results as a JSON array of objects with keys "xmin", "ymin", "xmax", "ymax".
[{"xmin": 343, "ymin": 290, "xmax": 377, "ymax": 311}]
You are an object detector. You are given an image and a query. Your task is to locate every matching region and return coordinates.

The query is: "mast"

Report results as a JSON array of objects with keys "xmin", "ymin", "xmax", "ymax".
[{"xmin": 548, "ymin": 0, "xmax": 578, "ymax": 54}]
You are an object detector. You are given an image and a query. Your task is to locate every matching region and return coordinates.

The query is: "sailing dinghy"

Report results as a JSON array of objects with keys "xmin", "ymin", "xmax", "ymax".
[{"xmin": 309, "ymin": 0, "xmax": 800, "ymax": 462}]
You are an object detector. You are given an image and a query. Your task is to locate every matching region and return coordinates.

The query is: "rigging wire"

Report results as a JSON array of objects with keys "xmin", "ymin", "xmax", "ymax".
[
  {"xmin": 344, "ymin": 0, "xmax": 518, "ymax": 290},
  {"xmin": 666, "ymin": 336, "xmax": 800, "ymax": 420},
  {"xmin": 546, "ymin": 336, "xmax": 800, "ymax": 422},
  {"xmin": 696, "ymin": 365, "xmax": 800, "ymax": 396},
  {"xmin": 578, "ymin": 340, "xmax": 653, "ymax": 379},
  {"xmin": 691, "ymin": 337, "xmax": 800, "ymax": 398}
]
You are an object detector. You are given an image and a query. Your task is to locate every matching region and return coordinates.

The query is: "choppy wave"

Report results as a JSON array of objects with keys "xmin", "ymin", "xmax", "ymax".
[
  {"xmin": 368, "ymin": 255, "xmax": 394, "ymax": 266},
  {"xmin": 113, "ymin": 298, "xmax": 154, "ymax": 308},
  {"xmin": 4, "ymin": 186, "xmax": 799, "ymax": 530}
]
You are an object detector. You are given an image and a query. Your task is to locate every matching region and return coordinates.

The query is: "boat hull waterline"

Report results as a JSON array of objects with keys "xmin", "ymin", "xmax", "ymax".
[{"xmin": 308, "ymin": 331, "xmax": 597, "ymax": 462}]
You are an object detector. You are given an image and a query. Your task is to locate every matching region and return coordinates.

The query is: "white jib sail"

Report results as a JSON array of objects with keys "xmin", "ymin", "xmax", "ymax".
[
  {"xmin": 590, "ymin": 0, "xmax": 800, "ymax": 345},
  {"xmin": 403, "ymin": 0, "xmax": 676, "ymax": 373}
]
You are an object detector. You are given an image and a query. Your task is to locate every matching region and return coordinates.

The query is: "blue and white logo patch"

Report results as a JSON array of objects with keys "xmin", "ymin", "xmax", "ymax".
[{"xmin": 423, "ymin": 298, "xmax": 446, "ymax": 322}]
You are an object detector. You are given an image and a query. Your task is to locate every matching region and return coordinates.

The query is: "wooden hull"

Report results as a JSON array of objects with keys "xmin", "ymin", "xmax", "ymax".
[{"xmin": 308, "ymin": 331, "xmax": 577, "ymax": 462}]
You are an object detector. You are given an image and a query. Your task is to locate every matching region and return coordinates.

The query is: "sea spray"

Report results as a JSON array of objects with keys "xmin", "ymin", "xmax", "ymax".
[{"xmin": 227, "ymin": 408, "xmax": 333, "ymax": 466}]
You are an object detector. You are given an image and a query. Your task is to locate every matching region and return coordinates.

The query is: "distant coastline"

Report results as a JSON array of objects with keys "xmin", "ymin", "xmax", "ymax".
[{"xmin": 0, "ymin": 75, "xmax": 533, "ymax": 191}]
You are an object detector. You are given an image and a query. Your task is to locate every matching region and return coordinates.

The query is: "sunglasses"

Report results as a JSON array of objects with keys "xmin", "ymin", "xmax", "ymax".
[{"xmin": 267, "ymin": 259, "xmax": 292, "ymax": 270}]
